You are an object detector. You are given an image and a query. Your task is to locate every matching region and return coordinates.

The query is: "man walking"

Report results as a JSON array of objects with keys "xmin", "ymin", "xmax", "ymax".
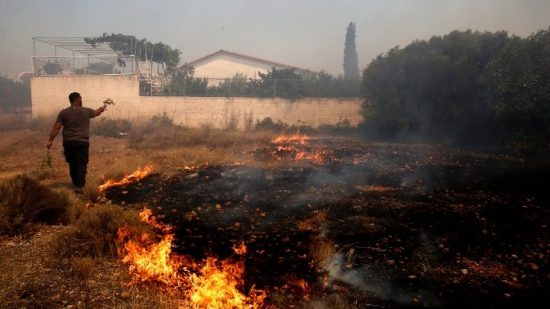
[{"xmin": 46, "ymin": 92, "xmax": 106, "ymax": 193}]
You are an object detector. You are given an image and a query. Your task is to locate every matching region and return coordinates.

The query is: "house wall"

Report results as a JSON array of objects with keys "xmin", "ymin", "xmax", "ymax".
[
  {"xmin": 31, "ymin": 75, "xmax": 363, "ymax": 128},
  {"xmin": 192, "ymin": 54, "xmax": 287, "ymax": 80}
]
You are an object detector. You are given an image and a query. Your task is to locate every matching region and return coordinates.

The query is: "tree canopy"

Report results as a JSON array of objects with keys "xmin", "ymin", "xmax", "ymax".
[
  {"xmin": 85, "ymin": 33, "xmax": 181, "ymax": 69},
  {"xmin": 361, "ymin": 28, "xmax": 550, "ymax": 156}
]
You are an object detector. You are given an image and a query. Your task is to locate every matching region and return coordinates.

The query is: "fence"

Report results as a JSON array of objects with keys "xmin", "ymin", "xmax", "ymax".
[
  {"xmin": 32, "ymin": 55, "xmax": 137, "ymax": 76},
  {"xmin": 140, "ymin": 77, "xmax": 361, "ymax": 98}
]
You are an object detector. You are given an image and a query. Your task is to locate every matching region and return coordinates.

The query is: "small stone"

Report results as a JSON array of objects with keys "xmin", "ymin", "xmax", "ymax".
[
  {"xmin": 461, "ymin": 269, "xmax": 469, "ymax": 275},
  {"xmin": 528, "ymin": 263, "xmax": 540, "ymax": 271}
]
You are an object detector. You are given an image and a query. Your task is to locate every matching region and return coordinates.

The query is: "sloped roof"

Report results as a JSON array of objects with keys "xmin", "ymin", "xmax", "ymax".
[{"xmin": 187, "ymin": 49, "xmax": 302, "ymax": 70}]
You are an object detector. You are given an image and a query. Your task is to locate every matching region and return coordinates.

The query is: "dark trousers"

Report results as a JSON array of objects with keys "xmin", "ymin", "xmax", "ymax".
[{"xmin": 63, "ymin": 141, "xmax": 89, "ymax": 188}]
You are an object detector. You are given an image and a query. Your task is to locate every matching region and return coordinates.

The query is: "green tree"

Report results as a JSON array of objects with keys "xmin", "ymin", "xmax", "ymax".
[
  {"xmin": 251, "ymin": 68, "xmax": 303, "ymax": 98},
  {"xmin": 43, "ymin": 62, "xmax": 63, "ymax": 75},
  {"xmin": 85, "ymin": 33, "xmax": 181, "ymax": 70},
  {"xmin": 344, "ymin": 22, "xmax": 360, "ymax": 80},
  {"xmin": 208, "ymin": 73, "xmax": 251, "ymax": 97},
  {"xmin": 0, "ymin": 76, "xmax": 31, "ymax": 113},
  {"xmin": 86, "ymin": 62, "xmax": 116, "ymax": 74},
  {"xmin": 162, "ymin": 65, "xmax": 208, "ymax": 96},
  {"xmin": 482, "ymin": 27, "xmax": 550, "ymax": 155},
  {"xmin": 362, "ymin": 30, "xmax": 510, "ymax": 145}
]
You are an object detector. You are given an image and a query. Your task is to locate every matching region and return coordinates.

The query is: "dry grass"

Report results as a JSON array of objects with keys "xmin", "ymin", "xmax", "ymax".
[
  {"xmin": 128, "ymin": 118, "xmax": 275, "ymax": 150},
  {"xmin": 71, "ymin": 256, "xmax": 95, "ymax": 280},
  {"xmin": 0, "ymin": 113, "xmax": 54, "ymax": 132},
  {"xmin": 0, "ymin": 225, "xmax": 180, "ymax": 308},
  {"xmin": 51, "ymin": 203, "xmax": 149, "ymax": 259},
  {"xmin": 0, "ymin": 175, "xmax": 76, "ymax": 235}
]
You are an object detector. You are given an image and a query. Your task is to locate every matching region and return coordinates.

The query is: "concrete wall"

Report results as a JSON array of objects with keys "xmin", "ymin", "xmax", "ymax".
[
  {"xmin": 31, "ymin": 75, "xmax": 139, "ymax": 119},
  {"xmin": 31, "ymin": 75, "xmax": 363, "ymax": 128}
]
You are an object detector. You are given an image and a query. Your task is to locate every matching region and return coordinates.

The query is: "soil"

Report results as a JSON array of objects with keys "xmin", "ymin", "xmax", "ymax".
[
  {"xmin": 103, "ymin": 137, "xmax": 550, "ymax": 307},
  {"xmin": 1, "ymin": 129, "xmax": 548, "ymax": 308}
]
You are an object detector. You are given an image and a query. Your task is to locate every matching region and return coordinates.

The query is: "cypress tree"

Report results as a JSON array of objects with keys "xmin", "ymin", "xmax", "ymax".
[{"xmin": 343, "ymin": 22, "xmax": 360, "ymax": 79}]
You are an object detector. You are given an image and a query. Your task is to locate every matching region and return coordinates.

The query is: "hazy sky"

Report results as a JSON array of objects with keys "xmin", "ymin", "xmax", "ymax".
[{"xmin": 1, "ymin": 0, "xmax": 549, "ymax": 78}]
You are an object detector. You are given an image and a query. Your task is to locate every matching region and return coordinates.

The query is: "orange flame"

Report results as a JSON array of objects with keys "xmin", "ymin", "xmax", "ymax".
[
  {"xmin": 272, "ymin": 134, "xmax": 327, "ymax": 165},
  {"xmin": 117, "ymin": 208, "xmax": 266, "ymax": 307},
  {"xmin": 295, "ymin": 151, "xmax": 325, "ymax": 165},
  {"xmin": 272, "ymin": 134, "xmax": 311, "ymax": 145},
  {"xmin": 233, "ymin": 242, "xmax": 248, "ymax": 255},
  {"xmin": 98, "ymin": 165, "xmax": 154, "ymax": 192},
  {"xmin": 189, "ymin": 257, "xmax": 266, "ymax": 308},
  {"xmin": 117, "ymin": 208, "xmax": 189, "ymax": 287}
]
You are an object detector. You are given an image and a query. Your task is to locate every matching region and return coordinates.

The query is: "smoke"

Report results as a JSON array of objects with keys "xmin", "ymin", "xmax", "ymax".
[
  {"xmin": 323, "ymin": 252, "xmax": 437, "ymax": 306},
  {"xmin": 324, "ymin": 253, "xmax": 412, "ymax": 304}
]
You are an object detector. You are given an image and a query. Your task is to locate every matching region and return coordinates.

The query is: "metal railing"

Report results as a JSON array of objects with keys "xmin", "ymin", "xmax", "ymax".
[
  {"xmin": 140, "ymin": 77, "xmax": 361, "ymax": 98},
  {"xmin": 32, "ymin": 55, "xmax": 137, "ymax": 76}
]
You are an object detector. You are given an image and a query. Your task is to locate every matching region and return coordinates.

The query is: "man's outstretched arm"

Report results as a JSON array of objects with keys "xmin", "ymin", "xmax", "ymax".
[
  {"xmin": 94, "ymin": 106, "xmax": 106, "ymax": 117},
  {"xmin": 46, "ymin": 122, "xmax": 62, "ymax": 149}
]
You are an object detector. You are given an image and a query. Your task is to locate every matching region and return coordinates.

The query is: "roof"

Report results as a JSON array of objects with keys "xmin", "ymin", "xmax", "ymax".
[{"xmin": 187, "ymin": 49, "xmax": 302, "ymax": 71}]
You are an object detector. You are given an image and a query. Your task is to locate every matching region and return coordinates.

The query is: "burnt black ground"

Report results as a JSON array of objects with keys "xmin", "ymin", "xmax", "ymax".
[{"xmin": 105, "ymin": 138, "xmax": 550, "ymax": 308}]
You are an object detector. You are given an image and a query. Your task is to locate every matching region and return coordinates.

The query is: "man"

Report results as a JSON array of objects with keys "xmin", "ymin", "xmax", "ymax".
[{"xmin": 46, "ymin": 92, "xmax": 106, "ymax": 193}]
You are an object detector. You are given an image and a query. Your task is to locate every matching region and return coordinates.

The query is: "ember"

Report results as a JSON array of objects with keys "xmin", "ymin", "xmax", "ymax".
[{"xmin": 99, "ymin": 165, "xmax": 154, "ymax": 192}]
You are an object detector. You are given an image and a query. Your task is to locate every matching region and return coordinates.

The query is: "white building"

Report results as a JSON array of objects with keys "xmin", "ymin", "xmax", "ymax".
[{"xmin": 187, "ymin": 49, "xmax": 303, "ymax": 82}]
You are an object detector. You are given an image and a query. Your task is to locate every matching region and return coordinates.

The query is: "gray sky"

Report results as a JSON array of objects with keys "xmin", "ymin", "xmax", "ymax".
[{"xmin": 1, "ymin": 0, "xmax": 549, "ymax": 78}]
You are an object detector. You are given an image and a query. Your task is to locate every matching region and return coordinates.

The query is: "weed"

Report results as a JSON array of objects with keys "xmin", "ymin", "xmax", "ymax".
[{"xmin": 0, "ymin": 175, "xmax": 73, "ymax": 235}]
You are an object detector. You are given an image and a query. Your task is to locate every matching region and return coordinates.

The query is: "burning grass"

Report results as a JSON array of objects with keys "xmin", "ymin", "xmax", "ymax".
[
  {"xmin": 98, "ymin": 165, "xmax": 155, "ymax": 192},
  {"xmin": 101, "ymin": 138, "xmax": 550, "ymax": 307},
  {"xmin": 115, "ymin": 207, "xmax": 267, "ymax": 308}
]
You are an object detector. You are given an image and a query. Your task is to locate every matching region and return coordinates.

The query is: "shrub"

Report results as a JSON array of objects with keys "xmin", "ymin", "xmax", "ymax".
[
  {"xmin": 91, "ymin": 118, "xmax": 132, "ymax": 138},
  {"xmin": 255, "ymin": 117, "xmax": 286, "ymax": 132},
  {"xmin": 0, "ymin": 175, "xmax": 74, "ymax": 235},
  {"xmin": 51, "ymin": 204, "xmax": 149, "ymax": 258}
]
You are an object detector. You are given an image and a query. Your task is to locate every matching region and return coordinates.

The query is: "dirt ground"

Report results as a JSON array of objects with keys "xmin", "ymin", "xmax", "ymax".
[{"xmin": 1, "ymin": 129, "xmax": 549, "ymax": 308}]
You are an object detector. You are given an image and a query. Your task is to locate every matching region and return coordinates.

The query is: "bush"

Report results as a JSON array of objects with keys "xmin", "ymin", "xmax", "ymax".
[
  {"xmin": 51, "ymin": 204, "xmax": 149, "ymax": 258},
  {"xmin": 254, "ymin": 117, "xmax": 286, "ymax": 132},
  {"xmin": 91, "ymin": 118, "xmax": 132, "ymax": 138},
  {"xmin": 0, "ymin": 175, "xmax": 74, "ymax": 235}
]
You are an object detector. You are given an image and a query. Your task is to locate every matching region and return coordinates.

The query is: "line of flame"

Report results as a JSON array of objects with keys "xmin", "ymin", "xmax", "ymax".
[{"xmin": 98, "ymin": 165, "xmax": 154, "ymax": 192}]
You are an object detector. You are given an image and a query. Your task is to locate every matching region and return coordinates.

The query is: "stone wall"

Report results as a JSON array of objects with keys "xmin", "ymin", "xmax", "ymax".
[{"xmin": 31, "ymin": 75, "xmax": 363, "ymax": 128}]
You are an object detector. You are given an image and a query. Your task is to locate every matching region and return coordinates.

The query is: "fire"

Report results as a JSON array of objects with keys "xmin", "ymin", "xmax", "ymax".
[
  {"xmin": 272, "ymin": 134, "xmax": 311, "ymax": 145},
  {"xmin": 117, "ymin": 208, "xmax": 266, "ymax": 308},
  {"xmin": 272, "ymin": 134, "xmax": 329, "ymax": 165},
  {"xmin": 295, "ymin": 150, "xmax": 325, "ymax": 165},
  {"xmin": 98, "ymin": 165, "xmax": 154, "ymax": 192},
  {"xmin": 188, "ymin": 257, "xmax": 267, "ymax": 308},
  {"xmin": 233, "ymin": 241, "xmax": 248, "ymax": 255},
  {"xmin": 117, "ymin": 208, "xmax": 189, "ymax": 287}
]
